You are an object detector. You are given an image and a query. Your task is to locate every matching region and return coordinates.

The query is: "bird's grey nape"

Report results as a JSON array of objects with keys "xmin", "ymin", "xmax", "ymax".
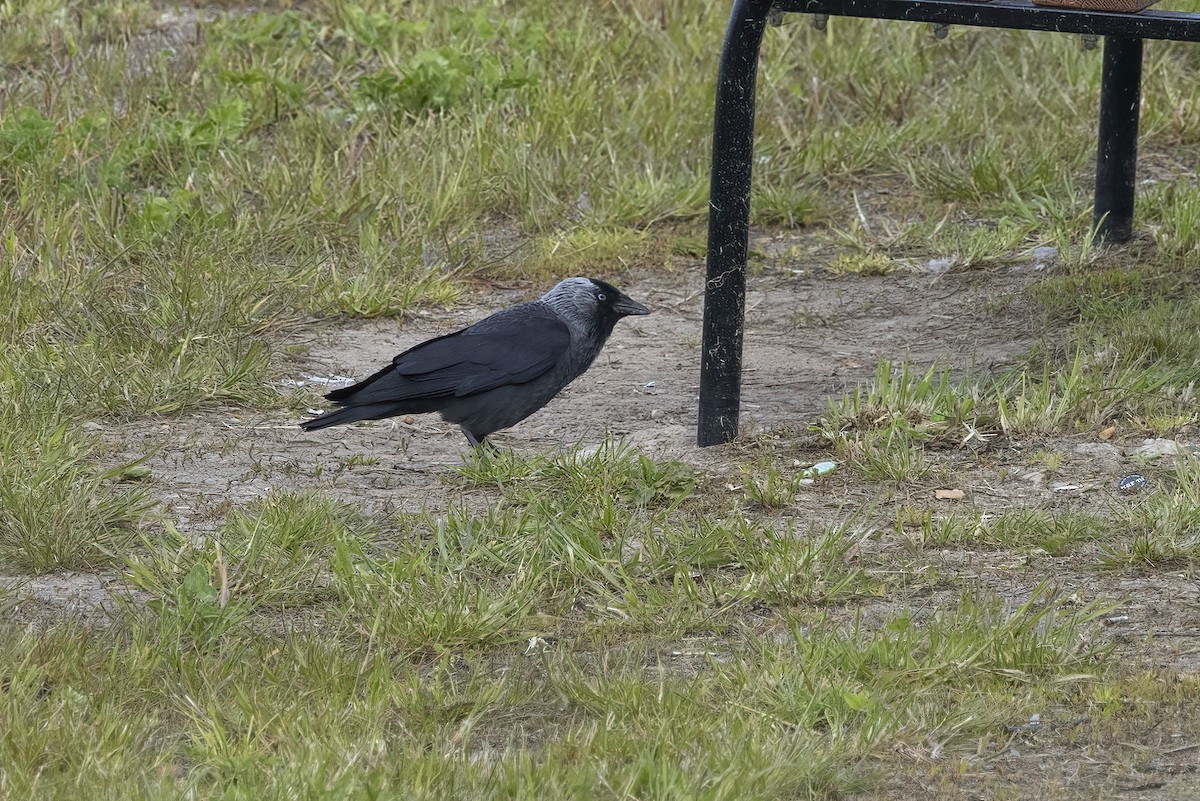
[
  {"xmin": 539, "ymin": 277, "xmax": 601, "ymax": 326},
  {"xmin": 541, "ymin": 277, "xmax": 595, "ymax": 300}
]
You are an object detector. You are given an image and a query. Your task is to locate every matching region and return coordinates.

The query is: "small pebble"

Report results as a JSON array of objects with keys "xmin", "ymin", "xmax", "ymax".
[{"xmin": 1132, "ymin": 438, "xmax": 1195, "ymax": 459}]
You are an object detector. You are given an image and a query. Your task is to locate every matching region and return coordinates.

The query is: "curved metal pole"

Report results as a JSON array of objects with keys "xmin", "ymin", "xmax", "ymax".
[{"xmin": 698, "ymin": 0, "xmax": 773, "ymax": 447}]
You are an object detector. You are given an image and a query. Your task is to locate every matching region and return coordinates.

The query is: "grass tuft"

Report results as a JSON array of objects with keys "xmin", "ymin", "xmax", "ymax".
[
  {"xmin": 129, "ymin": 491, "xmax": 376, "ymax": 611},
  {"xmin": 0, "ymin": 422, "xmax": 151, "ymax": 574}
]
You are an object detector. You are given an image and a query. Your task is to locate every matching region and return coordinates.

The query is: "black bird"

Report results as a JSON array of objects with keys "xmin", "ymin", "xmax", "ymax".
[{"xmin": 301, "ymin": 277, "xmax": 650, "ymax": 447}]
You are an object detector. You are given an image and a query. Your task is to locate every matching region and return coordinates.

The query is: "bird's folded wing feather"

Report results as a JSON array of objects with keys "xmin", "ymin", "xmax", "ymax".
[{"xmin": 390, "ymin": 310, "xmax": 572, "ymax": 398}]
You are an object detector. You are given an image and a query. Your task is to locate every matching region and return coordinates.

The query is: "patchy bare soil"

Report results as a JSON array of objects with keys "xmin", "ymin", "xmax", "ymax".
[
  {"xmin": 9, "ymin": 234, "xmax": 1200, "ymax": 799},
  {"xmin": 95, "ymin": 232, "xmax": 1047, "ymax": 518}
]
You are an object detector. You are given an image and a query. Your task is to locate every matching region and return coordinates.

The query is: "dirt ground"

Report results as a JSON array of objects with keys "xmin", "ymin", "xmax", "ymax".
[
  {"xmin": 8, "ymin": 233, "xmax": 1200, "ymax": 799},
  {"xmin": 95, "ymin": 230, "xmax": 1049, "ymax": 523}
]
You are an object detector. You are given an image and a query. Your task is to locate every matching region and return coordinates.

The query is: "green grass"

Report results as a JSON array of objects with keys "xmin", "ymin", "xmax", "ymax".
[
  {"xmin": 4, "ymin": 0, "xmax": 1200, "ymax": 424},
  {"xmin": 5, "ymin": 0, "xmax": 1200, "ymax": 796},
  {"xmin": 1106, "ymin": 457, "xmax": 1200, "ymax": 566},
  {"xmin": 129, "ymin": 491, "xmax": 377, "ymax": 611},
  {"xmin": 897, "ymin": 507, "xmax": 1109, "ymax": 555},
  {"xmin": 827, "ymin": 252, "xmax": 895, "ymax": 276},
  {"xmin": 0, "ymin": 444, "xmax": 1126, "ymax": 796},
  {"xmin": 0, "ymin": 421, "xmax": 152, "ymax": 574},
  {"xmin": 0, "ymin": 549, "xmax": 1113, "ymax": 800}
]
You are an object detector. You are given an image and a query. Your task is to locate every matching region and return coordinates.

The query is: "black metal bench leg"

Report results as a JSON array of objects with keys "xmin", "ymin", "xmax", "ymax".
[
  {"xmin": 1093, "ymin": 35, "xmax": 1143, "ymax": 244},
  {"xmin": 698, "ymin": 0, "xmax": 773, "ymax": 447}
]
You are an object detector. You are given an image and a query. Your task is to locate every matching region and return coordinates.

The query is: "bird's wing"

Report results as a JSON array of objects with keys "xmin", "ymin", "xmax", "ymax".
[{"xmin": 391, "ymin": 308, "xmax": 572, "ymax": 398}]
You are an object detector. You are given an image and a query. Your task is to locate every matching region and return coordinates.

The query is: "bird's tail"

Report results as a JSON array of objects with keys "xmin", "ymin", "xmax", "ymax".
[
  {"xmin": 300, "ymin": 403, "xmax": 407, "ymax": 431},
  {"xmin": 323, "ymin": 364, "xmax": 394, "ymax": 403},
  {"xmin": 301, "ymin": 365, "xmax": 446, "ymax": 431}
]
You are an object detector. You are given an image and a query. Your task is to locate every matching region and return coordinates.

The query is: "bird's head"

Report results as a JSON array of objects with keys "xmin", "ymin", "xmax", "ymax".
[{"xmin": 541, "ymin": 277, "xmax": 649, "ymax": 335}]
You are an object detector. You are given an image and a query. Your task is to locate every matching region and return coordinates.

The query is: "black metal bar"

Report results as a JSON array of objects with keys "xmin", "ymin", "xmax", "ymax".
[
  {"xmin": 697, "ymin": 0, "xmax": 1196, "ymax": 446},
  {"xmin": 783, "ymin": 0, "xmax": 1200, "ymax": 41},
  {"xmin": 698, "ymin": 0, "xmax": 773, "ymax": 447},
  {"xmin": 1093, "ymin": 36, "xmax": 1143, "ymax": 243}
]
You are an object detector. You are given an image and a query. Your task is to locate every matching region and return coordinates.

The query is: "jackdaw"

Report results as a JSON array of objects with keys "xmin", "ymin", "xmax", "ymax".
[{"xmin": 300, "ymin": 277, "xmax": 650, "ymax": 447}]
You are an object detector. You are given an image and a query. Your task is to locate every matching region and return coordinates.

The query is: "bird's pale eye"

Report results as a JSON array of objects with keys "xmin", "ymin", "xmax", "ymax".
[{"xmin": 596, "ymin": 293, "xmax": 607, "ymax": 302}]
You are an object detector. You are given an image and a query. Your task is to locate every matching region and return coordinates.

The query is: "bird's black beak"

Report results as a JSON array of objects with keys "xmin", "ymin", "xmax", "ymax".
[{"xmin": 613, "ymin": 294, "xmax": 650, "ymax": 317}]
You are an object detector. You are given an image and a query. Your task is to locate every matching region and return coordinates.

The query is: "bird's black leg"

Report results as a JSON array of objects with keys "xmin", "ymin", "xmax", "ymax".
[
  {"xmin": 461, "ymin": 427, "xmax": 482, "ymax": 448},
  {"xmin": 461, "ymin": 427, "xmax": 499, "ymax": 453}
]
